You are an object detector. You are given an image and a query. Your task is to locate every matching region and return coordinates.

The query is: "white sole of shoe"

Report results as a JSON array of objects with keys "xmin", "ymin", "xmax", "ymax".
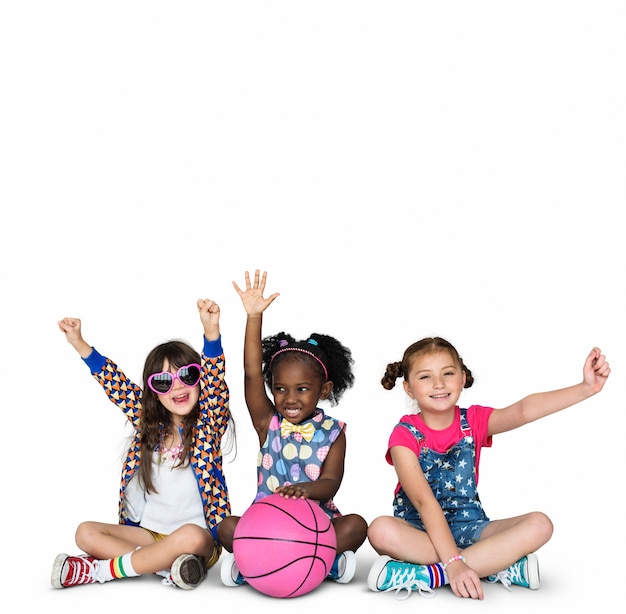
[
  {"xmin": 334, "ymin": 551, "xmax": 357, "ymax": 584},
  {"xmin": 366, "ymin": 555, "xmax": 393, "ymax": 591},
  {"xmin": 171, "ymin": 555, "xmax": 206, "ymax": 590},
  {"xmin": 219, "ymin": 553, "xmax": 242, "ymax": 587},
  {"xmin": 51, "ymin": 553, "xmax": 69, "ymax": 589},
  {"xmin": 526, "ymin": 553, "xmax": 540, "ymax": 589}
]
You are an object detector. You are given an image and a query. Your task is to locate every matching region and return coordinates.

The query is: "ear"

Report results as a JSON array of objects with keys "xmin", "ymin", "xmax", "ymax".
[
  {"xmin": 403, "ymin": 380, "xmax": 415, "ymax": 399},
  {"xmin": 320, "ymin": 381, "xmax": 334, "ymax": 400}
]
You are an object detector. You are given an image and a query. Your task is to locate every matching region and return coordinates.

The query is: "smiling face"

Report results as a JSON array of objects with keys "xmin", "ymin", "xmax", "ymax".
[
  {"xmin": 154, "ymin": 358, "xmax": 200, "ymax": 422},
  {"xmin": 402, "ymin": 349, "xmax": 466, "ymax": 425},
  {"xmin": 270, "ymin": 355, "xmax": 333, "ymax": 424}
]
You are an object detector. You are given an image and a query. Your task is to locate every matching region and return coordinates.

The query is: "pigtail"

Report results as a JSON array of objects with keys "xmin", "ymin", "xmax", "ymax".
[
  {"xmin": 381, "ymin": 361, "xmax": 403, "ymax": 390},
  {"xmin": 308, "ymin": 333, "xmax": 355, "ymax": 404}
]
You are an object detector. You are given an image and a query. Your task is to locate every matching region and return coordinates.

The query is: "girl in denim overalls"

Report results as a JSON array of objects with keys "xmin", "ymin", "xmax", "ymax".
[{"xmin": 367, "ymin": 337, "xmax": 610, "ymax": 600}]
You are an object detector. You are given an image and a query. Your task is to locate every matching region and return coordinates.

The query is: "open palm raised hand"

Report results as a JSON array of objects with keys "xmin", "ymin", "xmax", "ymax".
[{"xmin": 232, "ymin": 269, "xmax": 280, "ymax": 316}]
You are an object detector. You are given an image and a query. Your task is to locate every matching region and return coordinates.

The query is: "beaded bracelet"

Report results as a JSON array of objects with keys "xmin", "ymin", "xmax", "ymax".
[{"xmin": 442, "ymin": 555, "xmax": 466, "ymax": 571}]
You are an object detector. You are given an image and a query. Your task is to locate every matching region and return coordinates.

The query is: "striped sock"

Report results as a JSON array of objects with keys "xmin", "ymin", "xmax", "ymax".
[
  {"xmin": 111, "ymin": 552, "xmax": 138, "ymax": 579},
  {"xmin": 426, "ymin": 563, "xmax": 447, "ymax": 588},
  {"xmin": 98, "ymin": 552, "xmax": 139, "ymax": 582}
]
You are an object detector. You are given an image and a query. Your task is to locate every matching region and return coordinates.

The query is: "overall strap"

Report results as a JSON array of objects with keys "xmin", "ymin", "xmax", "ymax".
[
  {"xmin": 459, "ymin": 407, "xmax": 473, "ymax": 438},
  {"xmin": 397, "ymin": 420, "xmax": 426, "ymax": 444}
]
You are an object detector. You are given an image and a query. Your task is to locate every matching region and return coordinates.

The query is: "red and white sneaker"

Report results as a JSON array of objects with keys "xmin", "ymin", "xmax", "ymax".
[{"xmin": 51, "ymin": 553, "xmax": 101, "ymax": 588}]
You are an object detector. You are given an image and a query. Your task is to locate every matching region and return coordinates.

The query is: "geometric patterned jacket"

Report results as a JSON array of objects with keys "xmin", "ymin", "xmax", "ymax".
[{"xmin": 82, "ymin": 335, "xmax": 231, "ymax": 540}]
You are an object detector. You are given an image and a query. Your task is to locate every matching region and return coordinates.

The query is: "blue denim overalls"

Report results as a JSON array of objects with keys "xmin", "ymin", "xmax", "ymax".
[{"xmin": 393, "ymin": 408, "xmax": 490, "ymax": 547}]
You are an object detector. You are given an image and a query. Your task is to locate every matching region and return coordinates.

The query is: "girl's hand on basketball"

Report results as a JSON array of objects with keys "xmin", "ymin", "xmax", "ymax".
[{"xmin": 275, "ymin": 484, "xmax": 310, "ymax": 499}]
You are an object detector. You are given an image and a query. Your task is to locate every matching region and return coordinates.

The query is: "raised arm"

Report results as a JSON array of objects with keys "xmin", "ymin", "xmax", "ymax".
[
  {"xmin": 196, "ymin": 298, "xmax": 221, "ymax": 341},
  {"xmin": 489, "ymin": 347, "xmax": 610, "ymax": 436},
  {"xmin": 196, "ymin": 297, "xmax": 230, "ymax": 439},
  {"xmin": 57, "ymin": 317, "xmax": 93, "ymax": 358},
  {"xmin": 232, "ymin": 270, "xmax": 280, "ymax": 442},
  {"xmin": 58, "ymin": 317, "xmax": 142, "ymax": 426}
]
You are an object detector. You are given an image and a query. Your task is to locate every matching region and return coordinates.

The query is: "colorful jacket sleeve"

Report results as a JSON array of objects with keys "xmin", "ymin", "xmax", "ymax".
[
  {"xmin": 83, "ymin": 347, "xmax": 142, "ymax": 431},
  {"xmin": 193, "ymin": 335, "xmax": 231, "ymax": 531}
]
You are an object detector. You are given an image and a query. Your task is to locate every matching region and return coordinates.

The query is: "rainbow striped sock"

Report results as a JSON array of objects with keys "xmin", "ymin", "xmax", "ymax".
[{"xmin": 104, "ymin": 552, "xmax": 139, "ymax": 580}]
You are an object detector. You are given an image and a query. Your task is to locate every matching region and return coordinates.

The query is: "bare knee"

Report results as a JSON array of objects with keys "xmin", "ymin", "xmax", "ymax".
[
  {"xmin": 170, "ymin": 524, "xmax": 213, "ymax": 553},
  {"xmin": 529, "ymin": 511, "xmax": 554, "ymax": 546},
  {"xmin": 332, "ymin": 514, "xmax": 368, "ymax": 553},
  {"xmin": 367, "ymin": 516, "xmax": 396, "ymax": 553},
  {"xmin": 75, "ymin": 521, "xmax": 100, "ymax": 552}
]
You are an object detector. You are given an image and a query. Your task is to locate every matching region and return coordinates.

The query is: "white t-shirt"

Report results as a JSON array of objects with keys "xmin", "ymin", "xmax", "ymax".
[{"xmin": 125, "ymin": 451, "xmax": 206, "ymax": 534}]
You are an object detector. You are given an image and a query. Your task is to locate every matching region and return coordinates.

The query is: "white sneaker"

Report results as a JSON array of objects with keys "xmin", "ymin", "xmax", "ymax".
[
  {"xmin": 220, "ymin": 552, "xmax": 245, "ymax": 587},
  {"xmin": 328, "ymin": 551, "xmax": 357, "ymax": 583}
]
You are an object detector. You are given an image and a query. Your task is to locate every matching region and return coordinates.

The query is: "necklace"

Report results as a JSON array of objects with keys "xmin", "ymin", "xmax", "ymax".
[
  {"xmin": 156, "ymin": 442, "xmax": 184, "ymax": 464},
  {"xmin": 156, "ymin": 425, "xmax": 184, "ymax": 464}
]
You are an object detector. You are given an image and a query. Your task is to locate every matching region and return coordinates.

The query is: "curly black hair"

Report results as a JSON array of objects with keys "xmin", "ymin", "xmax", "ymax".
[{"xmin": 262, "ymin": 331, "xmax": 355, "ymax": 406}]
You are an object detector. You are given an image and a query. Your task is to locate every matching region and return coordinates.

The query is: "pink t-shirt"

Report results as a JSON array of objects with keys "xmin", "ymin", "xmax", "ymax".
[{"xmin": 386, "ymin": 405, "xmax": 494, "ymax": 495}]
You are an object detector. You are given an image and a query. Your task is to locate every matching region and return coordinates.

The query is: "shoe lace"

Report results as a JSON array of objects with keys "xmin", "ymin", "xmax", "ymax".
[
  {"xmin": 488, "ymin": 569, "xmax": 513, "ymax": 591},
  {"xmin": 68, "ymin": 557, "xmax": 99, "ymax": 585},
  {"xmin": 384, "ymin": 566, "xmax": 436, "ymax": 601},
  {"xmin": 155, "ymin": 568, "xmax": 175, "ymax": 587},
  {"xmin": 507, "ymin": 558, "xmax": 529, "ymax": 587}
]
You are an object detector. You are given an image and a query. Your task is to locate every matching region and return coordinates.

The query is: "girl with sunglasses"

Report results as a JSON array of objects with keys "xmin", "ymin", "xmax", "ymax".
[
  {"xmin": 52, "ymin": 297, "xmax": 233, "ymax": 590},
  {"xmin": 217, "ymin": 270, "xmax": 368, "ymax": 588}
]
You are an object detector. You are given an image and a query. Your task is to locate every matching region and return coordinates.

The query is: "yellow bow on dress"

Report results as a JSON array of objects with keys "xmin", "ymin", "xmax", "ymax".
[{"xmin": 280, "ymin": 419, "xmax": 316, "ymax": 442}]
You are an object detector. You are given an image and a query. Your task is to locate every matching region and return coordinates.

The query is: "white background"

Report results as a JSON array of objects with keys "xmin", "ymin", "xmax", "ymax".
[{"xmin": 1, "ymin": 2, "xmax": 623, "ymax": 612}]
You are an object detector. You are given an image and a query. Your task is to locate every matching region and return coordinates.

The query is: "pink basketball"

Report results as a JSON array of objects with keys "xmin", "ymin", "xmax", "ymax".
[{"xmin": 232, "ymin": 494, "xmax": 337, "ymax": 598}]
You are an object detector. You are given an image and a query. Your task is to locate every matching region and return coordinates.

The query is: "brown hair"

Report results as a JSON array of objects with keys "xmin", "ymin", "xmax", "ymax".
[
  {"xmin": 138, "ymin": 340, "xmax": 202, "ymax": 493},
  {"xmin": 381, "ymin": 337, "xmax": 474, "ymax": 391}
]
